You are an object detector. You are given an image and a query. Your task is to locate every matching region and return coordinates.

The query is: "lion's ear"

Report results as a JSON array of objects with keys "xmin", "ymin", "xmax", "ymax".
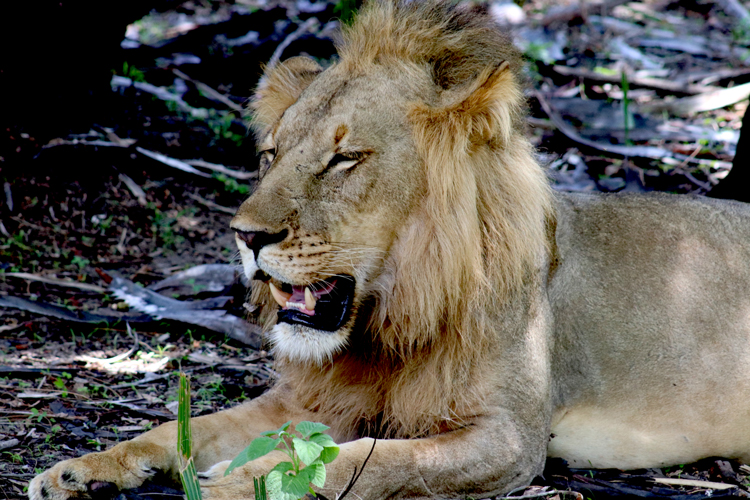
[
  {"xmin": 411, "ymin": 61, "xmax": 522, "ymax": 148},
  {"xmin": 249, "ymin": 56, "xmax": 324, "ymax": 138}
]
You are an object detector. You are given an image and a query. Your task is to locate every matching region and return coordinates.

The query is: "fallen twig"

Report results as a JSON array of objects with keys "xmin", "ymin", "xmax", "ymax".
[
  {"xmin": 0, "ymin": 410, "xmax": 87, "ymax": 421},
  {"xmin": 552, "ymin": 66, "xmax": 717, "ymax": 95},
  {"xmin": 42, "ymin": 138, "xmax": 125, "ymax": 149},
  {"xmin": 0, "ymin": 439, "xmax": 20, "ymax": 451},
  {"xmin": 716, "ymin": 0, "xmax": 750, "ymax": 27},
  {"xmin": 172, "ymin": 68, "xmax": 244, "ymax": 113},
  {"xmin": 499, "ymin": 486, "xmax": 567, "ymax": 500},
  {"xmin": 111, "ymin": 75, "xmax": 208, "ymax": 119},
  {"xmin": 4, "ymin": 182, "xmax": 13, "ymax": 212},
  {"xmin": 0, "ymin": 295, "xmax": 150, "ymax": 324},
  {"xmin": 136, "ymin": 147, "xmax": 212, "ymax": 178},
  {"xmin": 186, "ymin": 192, "xmax": 237, "ymax": 215},
  {"xmin": 119, "ymin": 173, "xmax": 147, "ymax": 206},
  {"xmin": 184, "ymin": 159, "xmax": 256, "ymax": 180},
  {"xmin": 2, "ymin": 272, "xmax": 106, "ymax": 293},
  {"xmin": 652, "ymin": 478, "xmax": 735, "ymax": 490},
  {"xmin": 110, "ymin": 373, "xmax": 173, "ymax": 390},
  {"xmin": 78, "ymin": 323, "xmax": 140, "ymax": 364},
  {"xmin": 267, "ymin": 18, "xmax": 319, "ymax": 69},
  {"xmin": 638, "ymin": 81, "xmax": 750, "ymax": 115}
]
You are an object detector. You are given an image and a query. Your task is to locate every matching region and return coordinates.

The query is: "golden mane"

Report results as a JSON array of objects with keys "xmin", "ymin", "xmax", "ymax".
[{"xmin": 253, "ymin": 0, "xmax": 553, "ymax": 439}]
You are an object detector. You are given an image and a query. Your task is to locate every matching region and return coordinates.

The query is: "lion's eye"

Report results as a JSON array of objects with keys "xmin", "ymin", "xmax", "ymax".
[
  {"xmin": 261, "ymin": 149, "xmax": 275, "ymax": 163},
  {"xmin": 327, "ymin": 153, "xmax": 362, "ymax": 172},
  {"xmin": 259, "ymin": 149, "xmax": 275, "ymax": 176}
]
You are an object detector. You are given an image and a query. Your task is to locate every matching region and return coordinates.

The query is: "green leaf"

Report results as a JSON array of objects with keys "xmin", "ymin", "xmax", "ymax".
[
  {"xmin": 308, "ymin": 434, "xmax": 339, "ymax": 463},
  {"xmin": 295, "ymin": 421, "xmax": 330, "ymax": 439},
  {"xmin": 224, "ymin": 436, "xmax": 282, "ymax": 476},
  {"xmin": 281, "ymin": 471, "xmax": 315, "ymax": 498},
  {"xmin": 267, "ymin": 471, "xmax": 298, "ymax": 500},
  {"xmin": 292, "ymin": 438, "xmax": 323, "ymax": 466},
  {"xmin": 318, "ymin": 445, "xmax": 340, "ymax": 464},
  {"xmin": 306, "ymin": 463, "xmax": 326, "ymax": 488},
  {"xmin": 261, "ymin": 421, "xmax": 292, "ymax": 437},
  {"xmin": 308, "ymin": 433, "xmax": 336, "ymax": 449},
  {"xmin": 270, "ymin": 462, "xmax": 293, "ymax": 475}
]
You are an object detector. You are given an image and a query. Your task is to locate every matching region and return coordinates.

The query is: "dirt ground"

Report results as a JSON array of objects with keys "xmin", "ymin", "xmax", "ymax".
[{"xmin": 3, "ymin": 0, "xmax": 750, "ymax": 499}]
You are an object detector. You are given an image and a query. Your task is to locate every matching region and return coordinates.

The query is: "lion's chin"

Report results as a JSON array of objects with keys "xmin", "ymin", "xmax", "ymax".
[{"xmin": 268, "ymin": 322, "xmax": 349, "ymax": 364}]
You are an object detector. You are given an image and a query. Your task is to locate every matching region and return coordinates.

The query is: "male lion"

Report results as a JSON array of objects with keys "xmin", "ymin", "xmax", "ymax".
[{"xmin": 30, "ymin": 1, "xmax": 750, "ymax": 499}]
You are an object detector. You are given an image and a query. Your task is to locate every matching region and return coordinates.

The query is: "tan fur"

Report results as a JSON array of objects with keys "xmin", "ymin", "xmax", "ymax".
[{"xmin": 29, "ymin": 2, "xmax": 750, "ymax": 500}]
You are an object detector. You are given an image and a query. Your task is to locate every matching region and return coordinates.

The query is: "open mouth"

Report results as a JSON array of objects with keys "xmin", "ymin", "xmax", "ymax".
[{"xmin": 266, "ymin": 275, "xmax": 355, "ymax": 332}]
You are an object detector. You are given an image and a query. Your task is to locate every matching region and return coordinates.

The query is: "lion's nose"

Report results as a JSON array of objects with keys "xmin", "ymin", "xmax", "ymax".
[{"xmin": 235, "ymin": 229, "xmax": 288, "ymax": 259}]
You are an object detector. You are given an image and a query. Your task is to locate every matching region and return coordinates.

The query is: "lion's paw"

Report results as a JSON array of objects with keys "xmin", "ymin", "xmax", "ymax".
[
  {"xmin": 28, "ymin": 453, "xmax": 156, "ymax": 500},
  {"xmin": 198, "ymin": 461, "xmax": 231, "ymax": 481}
]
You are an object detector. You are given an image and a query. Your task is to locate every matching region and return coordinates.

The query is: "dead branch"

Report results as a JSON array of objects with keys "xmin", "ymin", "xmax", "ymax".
[
  {"xmin": 111, "ymin": 76, "xmax": 209, "ymax": 119},
  {"xmin": 2, "ymin": 272, "xmax": 105, "ymax": 293},
  {"xmin": 715, "ymin": 0, "xmax": 750, "ymax": 27},
  {"xmin": 652, "ymin": 478, "xmax": 735, "ymax": 490},
  {"xmin": 118, "ymin": 173, "xmax": 147, "ymax": 207},
  {"xmin": 172, "ymin": 68, "xmax": 244, "ymax": 113},
  {"xmin": 0, "ymin": 295, "xmax": 151, "ymax": 323},
  {"xmin": 184, "ymin": 159, "xmax": 257, "ymax": 180},
  {"xmin": 638, "ymin": 81, "xmax": 750, "ymax": 115},
  {"xmin": 267, "ymin": 18, "xmax": 319, "ymax": 69},
  {"xmin": 136, "ymin": 147, "xmax": 212, "ymax": 178},
  {"xmin": 552, "ymin": 66, "xmax": 718, "ymax": 95},
  {"xmin": 186, "ymin": 192, "xmax": 237, "ymax": 215}
]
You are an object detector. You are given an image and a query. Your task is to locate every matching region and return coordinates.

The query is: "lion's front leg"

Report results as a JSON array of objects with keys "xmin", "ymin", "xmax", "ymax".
[
  {"xmin": 28, "ymin": 389, "xmax": 313, "ymax": 500},
  {"xmin": 197, "ymin": 412, "xmax": 548, "ymax": 500}
]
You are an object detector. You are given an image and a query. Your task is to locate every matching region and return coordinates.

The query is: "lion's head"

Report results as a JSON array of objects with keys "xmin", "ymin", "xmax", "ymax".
[{"xmin": 232, "ymin": 1, "xmax": 553, "ymax": 437}]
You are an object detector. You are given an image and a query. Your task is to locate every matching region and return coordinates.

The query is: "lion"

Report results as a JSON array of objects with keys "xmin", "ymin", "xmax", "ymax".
[{"xmin": 29, "ymin": 1, "xmax": 750, "ymax": 499}]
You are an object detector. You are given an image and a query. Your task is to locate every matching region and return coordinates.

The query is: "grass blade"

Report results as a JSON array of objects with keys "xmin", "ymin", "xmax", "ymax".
[
  {"xmin": 177, "ymin": 373, "xmax": 203, "ymax": 500},
  {"xmin": 254, "ymin": 475, "xmax": 267, "ymax": 500}
]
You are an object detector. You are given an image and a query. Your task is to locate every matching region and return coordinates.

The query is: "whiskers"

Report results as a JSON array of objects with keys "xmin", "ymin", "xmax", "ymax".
[
  {"xmin": 227, "ymin": 249, "xmax": 243, "ymax": 267},
  {"xmin": 326, "ymin": 242, "xmax": 387, "ymax": 269}
]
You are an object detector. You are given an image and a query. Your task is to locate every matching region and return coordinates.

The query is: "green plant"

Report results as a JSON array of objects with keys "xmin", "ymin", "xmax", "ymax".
[
  {"xmin": 215, "ymin": 173, "xmax": 250, "ymax": 195},
  {"xmin": 334, "ymin": 0, "xmax": 358, "ymax": 25},
  {"xmin": 87, "ymin": 438, "xmax": 103, "ymax": 451},
  {"xmin": 28, "ymin": 408, "xmax": 52, "ymax": 424},
  {"xmin": 71, "ymin": 255, "xmax": 90, "ymax": 271},
  {"xmin": 224, "ymin": 421, "xmax": 340, "ymax": 500},
  {"xmin": 4, "ymin": 451, "xmax": 22, "ymax": 464},
  {"xmin": 122, "ymin": 61, "xmax": 146, "ymax": 83},
  {"xmin": 620, "ymin": 71, "xmax": 634, "ymax": 146},
  {"xmin": 178, "ymin": 373, "xmax": 202, "ymax": 500}
]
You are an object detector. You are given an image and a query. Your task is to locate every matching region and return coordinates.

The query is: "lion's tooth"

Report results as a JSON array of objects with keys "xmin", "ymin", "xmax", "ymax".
[
  {"xmin": 305, "ymin": 287, "xmax": 317, "ymax": 311},
  {"xmin": 269, "ymin": 282, "xmax": 291, "ymax": 308}
]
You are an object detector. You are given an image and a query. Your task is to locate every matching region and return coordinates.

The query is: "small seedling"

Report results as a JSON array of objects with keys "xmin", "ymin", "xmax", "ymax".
[
  {"xmin": 176, "ymin": 371, "xmax": 339, "ymax": 500},
  {"xmin": 225, "ymin": 421, "xmax": 340, "ymax": 500}
]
